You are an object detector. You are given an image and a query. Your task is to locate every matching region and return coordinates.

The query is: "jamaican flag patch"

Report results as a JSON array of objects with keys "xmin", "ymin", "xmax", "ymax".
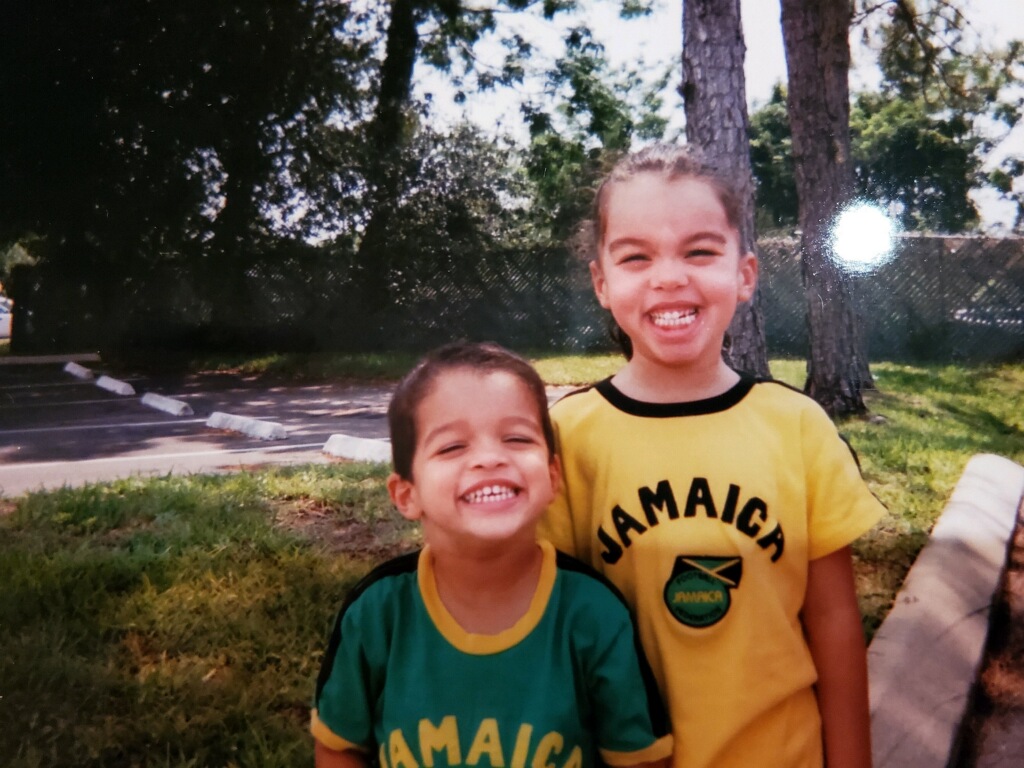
[{"xmin": 664, "ymin": 555, "xmax": 743, "ymax": 628}]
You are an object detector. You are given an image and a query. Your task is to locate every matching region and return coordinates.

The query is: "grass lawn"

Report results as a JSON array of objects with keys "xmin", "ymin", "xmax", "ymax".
[{"xmin": 1, "ymin": 356, "xmax": 1022, "ymax": 766}]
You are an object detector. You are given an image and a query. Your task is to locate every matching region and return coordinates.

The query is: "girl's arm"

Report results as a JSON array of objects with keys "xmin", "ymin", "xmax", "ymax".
[
  {"xmin": 314, "ymin": 740, "xmax": 370, "ymax": 768},
  {"xmin": 802, "ymin": 546, "xmax": 872, "ymax": 768}
]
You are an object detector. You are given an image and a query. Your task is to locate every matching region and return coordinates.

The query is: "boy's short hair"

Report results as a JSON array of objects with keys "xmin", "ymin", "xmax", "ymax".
[{"xmin": 387, "ymin": 341, "xmax": 556, "ymax": 481}]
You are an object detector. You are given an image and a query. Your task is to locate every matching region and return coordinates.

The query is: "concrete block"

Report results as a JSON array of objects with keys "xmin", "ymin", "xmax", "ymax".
[
  {"xmin": 141, "ymin": 392, "xmax": 194, "ymax": 416},
  {"xmin": 869, "ymin": 453, "xmax": 1024, "ymax": 768},
  {"xmin": 95, "ymin": 375, "xmax": 136, "ymax": 396},
  {"xmin": 206, "ymin": 411, "xmax": 287, "ymax": 440},
  {"xmin": 63, "ymin": 361, "xmax": 94, "ymax": 379},
  {"xmin": 323, "ymin": 433, "xmax": 392, "ymax": 464}
]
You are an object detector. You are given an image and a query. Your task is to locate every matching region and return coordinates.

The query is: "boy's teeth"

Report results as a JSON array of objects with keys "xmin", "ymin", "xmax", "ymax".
[
  {"xmin": 651, "ymin": 309, "xmax": 697, "ymax": 327},
  {"xmin": 463, "ymin": 485, "xmax": 517, "ymax": 503}
]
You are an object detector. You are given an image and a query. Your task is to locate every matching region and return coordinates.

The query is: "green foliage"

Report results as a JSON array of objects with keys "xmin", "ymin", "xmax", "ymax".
[
  {"xmin": 748, "ymin": 85, "xmax": 799, "ymax": 232},
  {"xmin": 522, "ymin": 24, "xmax": 669, "ymax": 241},
  {"xmin": 750, "ymin": 1, "xmax": 1023, "ymax": 233},
  {"xmin": 0, "ymin": 0, "xmax": 377, "ymax": 354},
  {"xmin": 850, "ymin": 91, "xmax": 980, "ymax": 231},
  {"xmin": 855, "ymin": 0, "xmax": 1023, "ymax": 229}
]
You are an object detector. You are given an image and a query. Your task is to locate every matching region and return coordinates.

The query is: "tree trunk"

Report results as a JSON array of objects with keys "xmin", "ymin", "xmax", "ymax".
[
  {"xmin": 206, "ymin": 132, "xmax": 265, "ymax": 349},
  {"xmin": 354, "ymin": 0, "xmax": 421, "ymax": 324},
  {"xmin": 780, "ymin": 0, "xmax": 872, "ymax": 416},
  {"xmin": 681, "ymin": 0, "xmax": 769, "ymax": 378}
]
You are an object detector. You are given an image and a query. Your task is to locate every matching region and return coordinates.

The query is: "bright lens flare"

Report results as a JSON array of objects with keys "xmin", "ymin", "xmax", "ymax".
[{"xmin": 831, "ymin": 202, "xmax": 896, "ymax": 274}]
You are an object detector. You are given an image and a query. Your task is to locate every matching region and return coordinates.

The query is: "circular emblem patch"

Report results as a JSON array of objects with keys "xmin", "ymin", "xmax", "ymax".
[{"xmin": 664, "ymin": 556, "xmax": 743, "ymax": 628}]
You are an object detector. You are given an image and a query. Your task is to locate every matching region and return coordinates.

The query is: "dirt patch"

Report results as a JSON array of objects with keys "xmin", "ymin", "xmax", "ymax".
[
  {"xmin": 274, "ymin": 498, "xmax": 418, "ymax": 561},
  {"xmin": 956, "ymin": 501, "xmax": 1024, "ymax": 767}
]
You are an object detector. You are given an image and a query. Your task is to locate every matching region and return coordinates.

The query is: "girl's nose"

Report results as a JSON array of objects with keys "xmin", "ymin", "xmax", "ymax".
[{"xmin": 650, "ymin": 257, "xmax": 689, "ymax": 289}]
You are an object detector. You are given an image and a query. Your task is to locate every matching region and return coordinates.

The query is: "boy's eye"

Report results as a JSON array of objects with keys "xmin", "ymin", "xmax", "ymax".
[
  {"xmin": 504, "ymin": 434, "xmax": 537, "ymax": 445},
  {"xmin": 435, "ymin": 442, "xmax": 466, "ymax": 456}
]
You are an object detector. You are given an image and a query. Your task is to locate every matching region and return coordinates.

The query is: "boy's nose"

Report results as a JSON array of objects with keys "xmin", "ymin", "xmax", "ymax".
[{"xmin": 469, "ymin": 440, "xmax": 509, "ymax": 468}]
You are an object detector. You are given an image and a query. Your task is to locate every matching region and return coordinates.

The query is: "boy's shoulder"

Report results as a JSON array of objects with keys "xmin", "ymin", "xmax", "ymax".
[
  {"xmin": 336, "ymin": 549, "xmax": 421, "ymax": 617},
  {"xmin": 553, "ymin": 548, "xmax": 633, "ymax": 614}
]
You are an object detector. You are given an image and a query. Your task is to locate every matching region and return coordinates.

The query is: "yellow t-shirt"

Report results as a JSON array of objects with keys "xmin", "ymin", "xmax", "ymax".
[{"xmin": 539, "ymin": 375, "xmax": 885, "ymax": 768}]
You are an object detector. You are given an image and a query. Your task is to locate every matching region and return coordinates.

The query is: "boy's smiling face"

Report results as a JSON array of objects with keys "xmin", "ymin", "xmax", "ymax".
[{"xmin": 387, "ymin": 367, "xmax": 560, "ymax": 556}]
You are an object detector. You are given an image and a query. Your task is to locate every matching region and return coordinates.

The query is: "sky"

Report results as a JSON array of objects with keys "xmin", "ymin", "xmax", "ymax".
[
  {"xmin": 603, "ymin": 0, "xmax": 1024, "ymax": 230},
  {"xmin": 598, "ymin": 0, "xmax": 1024, "ymax": 228},
  {"xmin": 417, "ymin": 0, "xmax": 1024, "ymax": 231}
]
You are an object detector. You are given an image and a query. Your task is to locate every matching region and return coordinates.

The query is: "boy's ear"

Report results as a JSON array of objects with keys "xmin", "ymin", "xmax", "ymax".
[
  {"xmin": 737, "ymin": 251, "xmax": 758, "ymax": 303},
  {"xmin": 589, "ymin": 260, "xmax": 611, "ymax": 310},
  {"xmin": 387, "ymin": 472, "xmax": 422, "ymax": 522}
]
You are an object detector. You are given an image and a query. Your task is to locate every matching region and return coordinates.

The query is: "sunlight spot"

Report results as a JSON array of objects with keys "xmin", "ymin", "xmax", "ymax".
[{"xmin": 831, "ymin": 202, "xmax": 897, "ymax": 274}]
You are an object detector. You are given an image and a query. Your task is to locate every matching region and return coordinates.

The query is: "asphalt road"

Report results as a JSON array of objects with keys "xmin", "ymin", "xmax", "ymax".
[{"xmin": 0, "ymin": 357, "xmax": 394, "ymax": 497}]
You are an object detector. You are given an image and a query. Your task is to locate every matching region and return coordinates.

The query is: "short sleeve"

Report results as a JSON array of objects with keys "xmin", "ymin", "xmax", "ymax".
[
  {"xmin": 585, "ymin": 591, "xmax": 673, "ymax": 765},
  {"xmin": 539, "ymin": 409, "xmax": 584, "ymax": 558},
  {"xmin": 802, "ymin": 405, "xmax": 887, "ymax": 561},
  {"xmin": 311, "ymin": 595, "xmax": 378, "ymax": 753}
]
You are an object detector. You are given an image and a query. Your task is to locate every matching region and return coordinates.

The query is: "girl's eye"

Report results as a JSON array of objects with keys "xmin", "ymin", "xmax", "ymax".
[
  {"xmin": 687, "ymin": 248, "xmax": 720, "ymax": 258},
  {"xmin": 617, "ymin": 253, "xmax": 650, "ymax": 266}
]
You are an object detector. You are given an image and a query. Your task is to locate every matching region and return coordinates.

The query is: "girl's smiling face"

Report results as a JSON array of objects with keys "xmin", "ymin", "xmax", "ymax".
[{"xmin": 591, "ymin": 173, "xmax": 757, "ymax": 385}]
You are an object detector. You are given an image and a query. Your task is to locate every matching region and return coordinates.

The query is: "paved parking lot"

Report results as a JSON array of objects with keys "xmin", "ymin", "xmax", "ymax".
[{"xmin": 0, "ymin": 357, "xmax": 394, "ymax": 496}]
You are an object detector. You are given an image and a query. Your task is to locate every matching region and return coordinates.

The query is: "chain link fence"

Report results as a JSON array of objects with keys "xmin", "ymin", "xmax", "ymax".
[
  {"xmin": 9, "ymin": 235, "xmax": 1023, "ymax": 363},
  {"xmin": 759, "ymin": 234, "xmax": 1024, "ymax": 362}
]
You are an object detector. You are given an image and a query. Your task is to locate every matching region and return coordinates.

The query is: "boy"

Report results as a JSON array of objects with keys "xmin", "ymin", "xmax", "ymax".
[{"xmin": 311, "ymin": 341, "xmax": 673, "ymax": 768}]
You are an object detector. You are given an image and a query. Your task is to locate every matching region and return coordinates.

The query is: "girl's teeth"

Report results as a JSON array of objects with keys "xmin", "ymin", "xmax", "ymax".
[{"xmin": 651, "ymin": 310, "xmax": 697, "ymax": 327}]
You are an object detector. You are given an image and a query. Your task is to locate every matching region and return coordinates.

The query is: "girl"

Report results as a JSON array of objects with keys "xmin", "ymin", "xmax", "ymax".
[{"xmin": 540, "ymin": 145, "xmax": 884, "ymax": 768}]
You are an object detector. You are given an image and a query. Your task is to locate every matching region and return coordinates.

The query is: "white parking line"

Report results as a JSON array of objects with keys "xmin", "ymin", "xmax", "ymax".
[
  {"xmin": 0, "ymin": 380, "xmax": 107, "ymax": 391},
  {"xmin": 0, "ymin": 418, "xmax": 209, "ymax": 436},
  {"xmin": 0, "ymin": 442, "xmax": 328, "ymax": 470},
  {"xmin": 13, "ymin": 398, "xmax": 145, "ymax": 409}
]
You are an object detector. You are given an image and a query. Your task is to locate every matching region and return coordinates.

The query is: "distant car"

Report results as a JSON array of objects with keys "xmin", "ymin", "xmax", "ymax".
[{"xmin": 0, "ymin": 298, "xmax": 11, "ymax": 339}]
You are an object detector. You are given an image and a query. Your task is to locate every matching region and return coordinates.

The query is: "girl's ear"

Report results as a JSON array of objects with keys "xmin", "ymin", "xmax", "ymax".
[
  {"xmin": 590, "ymin": 260, "xmax": 611, "ymax": 310},
  {"xmin": 387, "ymin": 472, "xmax": 422, "ymax": 522},
  {"xmin": 737, "ymin": 251, "xmax": 758, "ymax": 302},
  {"xmin": 547, "ymin": 454, "xmax": 562, "ymax": 496}
]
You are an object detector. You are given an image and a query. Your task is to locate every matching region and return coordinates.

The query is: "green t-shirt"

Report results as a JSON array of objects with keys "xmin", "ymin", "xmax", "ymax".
[{"xmin": 312, "ymin": 540, "xmax": 672, "ymax": 768}]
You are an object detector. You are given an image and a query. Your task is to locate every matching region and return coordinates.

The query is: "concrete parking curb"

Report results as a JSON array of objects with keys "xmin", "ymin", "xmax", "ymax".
[
  {"xmin": 206, "ymin": 411, "xmax": 287, "ymax": 440},
  {"xmin": 869, "ymin": 453, "xmax": 1024, "ymax": 768},
  {"xmin": 96, "ymin": 375, "xmax": 136, "ymax": 396},
  {"xmin": 141, "ymin": 392, "xmax": 194, "ymax": 417},
  {"xmin": 322, "ymin": 434, "xmax": 392, "ymax": 463},
  {"xmin": 63, "ymin": 362, "xmax": 94, "ymax": 379}
]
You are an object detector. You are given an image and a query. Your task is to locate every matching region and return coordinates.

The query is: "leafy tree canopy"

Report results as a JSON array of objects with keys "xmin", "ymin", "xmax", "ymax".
[
  {"xmin": 750, "ymin": 0, "xmax": 1022, "ymax": 233},
  {"xmin": 855, "ymin": 0, "xmax": 1023, "ymax": 229}
]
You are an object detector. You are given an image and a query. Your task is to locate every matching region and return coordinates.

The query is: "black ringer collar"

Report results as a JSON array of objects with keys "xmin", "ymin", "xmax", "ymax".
[{"xmin": 593, "ymin": 373, "xmax": 757, "ymax": 418}]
